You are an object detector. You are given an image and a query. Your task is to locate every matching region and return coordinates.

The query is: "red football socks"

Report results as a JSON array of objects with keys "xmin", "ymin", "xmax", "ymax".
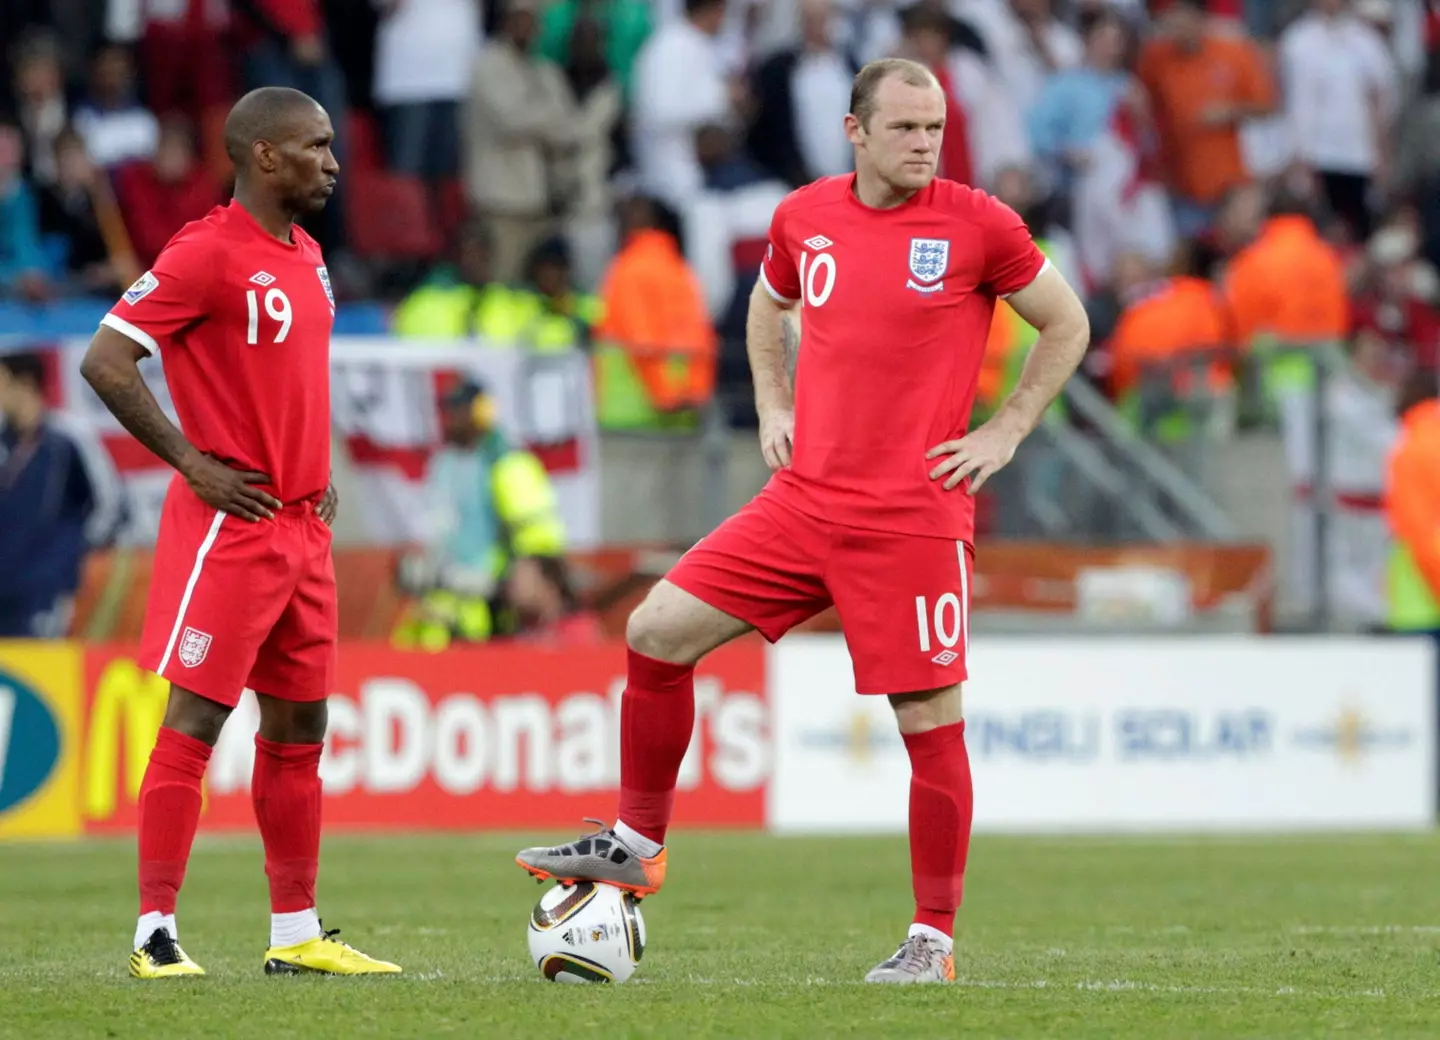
[
  {"xmin": 904, "ymin": 720, "xmax": 974, "ymax": 938},
  {"xmin": 617, "ymin": 648, "xmax": 696, "ymax": 845},
  {"xmin": 252, "ymin": 735, "xmax": 323, "ymax": 913},
  {"xmin": 137, "ymin": 727, "xmax": 212, "ymax": 916}
]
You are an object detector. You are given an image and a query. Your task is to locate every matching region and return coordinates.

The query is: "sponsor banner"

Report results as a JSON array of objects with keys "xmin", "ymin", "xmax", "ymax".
[
  {"xmin": 80, "ymin": 642, "xmax": 767, "ymax": 834},
  {"xmin": 0, "ymin": 643, "xmax": 83, "ymax": 838},
  {"xmin": 769, "ymin": 636, "xmax": 1438, "ymax": 833},
  {"xmin": 48, "ymin": 339, "xmax": 600, "ymax": 547}
]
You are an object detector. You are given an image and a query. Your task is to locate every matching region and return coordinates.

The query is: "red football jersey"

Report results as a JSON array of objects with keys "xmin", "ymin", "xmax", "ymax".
[
  {"xmin": 101, "ymin": 200, "xmax": 334, "ymax": 504},
  {"xmin": 759, "ymin": 174, "xmax": 1047, "ymax": 540}
]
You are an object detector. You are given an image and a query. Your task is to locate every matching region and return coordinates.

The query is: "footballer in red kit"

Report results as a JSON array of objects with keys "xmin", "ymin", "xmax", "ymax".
[
  {"xmin": 517, "ymin": 58, "xmax": 1090, "ymax": 983},
  {"xmin": 81, "ymin": 87, "xmax": 399, "ymax": 979}
]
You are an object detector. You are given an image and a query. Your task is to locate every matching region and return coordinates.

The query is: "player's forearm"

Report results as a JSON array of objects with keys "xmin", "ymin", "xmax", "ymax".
[
  {"xmin": 992, "ymin": 314, "xmax": 1089, "ymax": 437},
  {"xmin": 80, "ymin": 352, "xmax": 199, "ymax": 475},
  {"xmin": 747, "ymin": 282, "xmax": 795, "ymax": 414}
]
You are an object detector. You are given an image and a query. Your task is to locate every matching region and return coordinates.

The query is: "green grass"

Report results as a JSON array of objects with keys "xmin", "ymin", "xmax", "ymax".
[{"xmin": 2, "ymin": 832, "xmax": 1440, "ymax": 1037}]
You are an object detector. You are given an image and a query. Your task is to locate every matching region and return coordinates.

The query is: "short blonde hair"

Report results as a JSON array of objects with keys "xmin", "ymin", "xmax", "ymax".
[{"xmin": 849, "ymin": 58, "xmax": 941, "ymax": 131}]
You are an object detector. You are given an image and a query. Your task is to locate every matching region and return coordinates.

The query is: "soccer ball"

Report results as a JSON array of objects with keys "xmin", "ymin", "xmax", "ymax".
[{"xmin": 527, "ymin": 881, "xmax": 646, "ymax": 984}]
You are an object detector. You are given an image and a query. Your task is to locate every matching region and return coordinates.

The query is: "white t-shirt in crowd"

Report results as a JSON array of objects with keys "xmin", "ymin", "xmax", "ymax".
[
  {"xmin": 373, "ymin": 0, "xmax": 483, "ymax": 105},
  {"xmin": 1279, "ymin": 12, "xmax": 1398, "ymax": 175}
]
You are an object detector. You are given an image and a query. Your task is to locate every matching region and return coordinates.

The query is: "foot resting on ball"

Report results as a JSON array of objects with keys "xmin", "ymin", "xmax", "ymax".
[{"xmin": 516, "ymin": 818, "xmax": 667, "ymax": 897}]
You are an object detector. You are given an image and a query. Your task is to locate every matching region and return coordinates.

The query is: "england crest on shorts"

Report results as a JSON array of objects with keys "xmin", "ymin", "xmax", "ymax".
[
  {"xmin": 178, "ymin": 626, "xmax": 212, "ymax": 668},
  {"xmin": 908, "ymin": 238, "xmax": 949, "ymax": 284},
  {"xmin": 316, "ymin": 266, "xmax": 335, "ymax": 309}
]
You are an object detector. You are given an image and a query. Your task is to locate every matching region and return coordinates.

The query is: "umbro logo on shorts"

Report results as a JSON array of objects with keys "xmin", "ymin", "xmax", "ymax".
[
  {"xmin": 249, "ymin": 271, "xmax": 277, "ymax": 286},
  {"xmin": 803, "ymin": 235, "xmax": 833, "ymax": 250},
  {"xmin": 930, "ymin": 650, "xmax": 959, "ymax": 666},
  {"xmin": 178, "ymin": 627, "xmax": 213, "ymax": 668}
]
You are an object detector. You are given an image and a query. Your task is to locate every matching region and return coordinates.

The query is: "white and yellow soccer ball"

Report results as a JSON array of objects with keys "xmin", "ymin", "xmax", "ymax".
[{"xmin": 527, "ymin": 882, "xmax": 646, "ymax": 984}]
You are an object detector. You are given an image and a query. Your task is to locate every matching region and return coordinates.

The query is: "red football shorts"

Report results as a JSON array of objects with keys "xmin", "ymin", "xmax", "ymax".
[
  {"xmin": 667, "ymin": 486, "xmax": 974, "ymax": 695},
  {"xmin": 140, "ymin": 479, "xmax": 337, "ymax": 708}
]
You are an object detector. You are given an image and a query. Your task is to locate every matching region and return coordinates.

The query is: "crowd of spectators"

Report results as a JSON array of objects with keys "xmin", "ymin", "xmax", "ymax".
[{"xmin": 1, "ymin": 0, "xmax": 1438, "ymax": 430}]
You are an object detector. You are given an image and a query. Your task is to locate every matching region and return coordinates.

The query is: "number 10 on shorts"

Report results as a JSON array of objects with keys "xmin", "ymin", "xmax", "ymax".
[{"xmin": 914, "ymin": 593, "xmax": 965, "ymax": 654}]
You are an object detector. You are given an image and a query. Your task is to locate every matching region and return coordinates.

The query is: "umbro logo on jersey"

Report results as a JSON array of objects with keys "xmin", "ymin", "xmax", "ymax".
[
  {"xmin": 249, "ymin": 271, "xmax": 277, "ymax": 286},
  {"xmin": 803, "ymin": 235, "xmax": 833, "ymax": 250},
  {"xmin": 930, "ymin": 649, "xmax": 959, "ymax": 666}
]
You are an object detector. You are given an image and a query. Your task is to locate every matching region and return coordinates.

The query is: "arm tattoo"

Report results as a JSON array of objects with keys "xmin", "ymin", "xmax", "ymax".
[
  {"xmin": 781, "ymin": 311, "xmax": 800, "ymax": 383},
  {"xmin": 86, "ymin": 363, "xmax": 194, "ymax": 472}
]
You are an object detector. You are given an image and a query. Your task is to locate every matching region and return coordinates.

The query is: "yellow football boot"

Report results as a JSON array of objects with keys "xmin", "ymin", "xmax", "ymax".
[
  {"xmin": 130, "ymin": 929, "xmax": 206, "ymax": 979},
  {"xmin": 263, "ymin": 924, "xmax": 401, "ymax": 976}
]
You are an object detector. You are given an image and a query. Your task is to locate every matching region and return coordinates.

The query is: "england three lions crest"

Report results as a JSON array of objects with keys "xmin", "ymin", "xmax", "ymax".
[
  {"xmin": 907, "ymin": 238, "xmax": 949, "ymax": 294},
  {"xmin": 316, "ymin": 266, "xmax": 335, "ymax": 314},
  {"xmin": 178, "ymin": 626, "xmax": 212, "ymax": 668}
]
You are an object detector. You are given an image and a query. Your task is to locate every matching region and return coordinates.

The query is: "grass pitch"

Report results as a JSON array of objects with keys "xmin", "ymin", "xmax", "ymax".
[{"xmin": 1, "ymin": 831, "xmax": 1439, "ymax": 1037}]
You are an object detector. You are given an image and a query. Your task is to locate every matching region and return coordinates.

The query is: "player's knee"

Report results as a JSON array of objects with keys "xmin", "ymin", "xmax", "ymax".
[
  {"xmin": 889, "ymin": 683, "xmax": 963, "ymax": 735},
  {"xmin": 257, "ymin": 695, "xmax": 328, "ymax": 744},
  {"xmin": 625, "ymin": 596, "xmax": 697, "ymax": 665},
  {"xmin": 161, "ymin": 685, "xmax": 232, "ymax": 746}
]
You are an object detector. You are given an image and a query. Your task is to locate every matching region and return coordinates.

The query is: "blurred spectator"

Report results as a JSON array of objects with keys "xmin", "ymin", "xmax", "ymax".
[
  {"xmin": 392, "ymin": 219, "xmax": 517, "ymax": 338},
  {"xmin": 138, "ymin": 0, "xmax": 233, "ymax": 128},
  {"xmin": 594, "ymin": 194, "xmax": 716, "ymax": 429},
  {"xmin": 1139, "ymin": 0, "xmax": 1276, "ymax": 236},
  {"xmin": 1190, "ymin": 179, "xmax": 1265, "ymax": 279},
  {"xmin": 464, "ymin": 0, "xmax": 581, "ymax": 283},
  {"xmin": 393, "ymin": 377, "xmax": 567, "ymax": 650},
  {"xmin": 503, "ymin": 235, "xmax": 603, "ymax": 352},
  {"xmin": 748, "ymin": 0, "xmax": 856, "ymax": 188},
  {"xmin": 1279, "ymin": 0, "xmax": 1399, "ymax": 242},
  {"xmin": 373, "ymin": 0, "xmax": 480, "ymax": 183},
  {"xmin": 685, "ymin": 123, "xmax": 789, "ymax": 423},
  {"xmin": 508, "ymin": 554, "xmax": 604, "ymax": 646},
  {"xmin": 37, "ymin": 128, "xmax": 126, "ymax": 295},
  {"xmin": 11, "ymin": 29, "xmax": 71, "ymax": 187},
  {"xmin": 1028, "ymin": 8, "xmax": 1134, "ymax": 193},
  {"xmin": 1351, "ymin": 221, "xmax": 1440, "ymax": 372},
  {"xmin": 539, "ymin": 0, "xmax": 654, "ymax": 97},
  {"xmin": 115, "ymin": 117, "xmax": 222, "ymax": 267},
  {"xmin": 1225, "ymin": 182, "xmax": 1350, "ymax": 616},
  {"xmin": 1072, "ymin": 102, "xmax": 1176, "ymax": 292},
  {"xmin": 631, "ymin": 0, "xmax": 734, "ymax": 209},
  {"xmin": 1384, "ymin": 367, "xmax": 1440, "ymax": 634},
  {"xmin": 0, "ymin": 351, "xmax": 121, "ymax": 638},
  {"xmin": 0, "ymin": 4, "xmax": 51, "ymax": 98},
  {"xmin": 1314, "ymin": 326, "xmax": 1402, "ymax": 628},
  {"xmin": 1105, "ymin": 251, "xmax": 1232, "ymax": 438},
  {"xmin": 73, "ymin": 43, "xmax": 159, "ymax": 170},
  {"xmin": 965, "ymin": 0, "xmax": 1082, "ymax": 117},
  {"xmin": 1223, "ymin": 184, "xmax": 1349, "ymax": 351},
  {"xmin": 559, "ymin": 14, "xmax": 626, "ymax": 291},
  {"xmin": 0, "ymin": 123, "xmax": 51, "ymax": 302}
]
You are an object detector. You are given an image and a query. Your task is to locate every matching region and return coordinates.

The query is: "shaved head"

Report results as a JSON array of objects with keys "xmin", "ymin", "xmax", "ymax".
[{"xmin": 223, "ymin": 86, "xmax": 325, "ymax": 169}]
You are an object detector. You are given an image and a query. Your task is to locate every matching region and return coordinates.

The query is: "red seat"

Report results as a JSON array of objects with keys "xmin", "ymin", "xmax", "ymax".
[
  {"xmin": 346, "ymin": 109, "xmax": 383, "ymax": 173},
  {"xmin": 344, "ymin": 171, "xmax": 443, "ymax": 260},
  {"xmin": 437, "ymin": 177, "xmax": 469, "ymax": 232}
]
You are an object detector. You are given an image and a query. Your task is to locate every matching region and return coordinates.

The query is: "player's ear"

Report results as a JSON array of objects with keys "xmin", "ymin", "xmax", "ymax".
[
  {"xmin": 253, "ymin": 139, "xmax": 277, "ymax": 174},
  {"xmin": 843, "ymin": 113, "xmax": 864, "ymax": 146}
]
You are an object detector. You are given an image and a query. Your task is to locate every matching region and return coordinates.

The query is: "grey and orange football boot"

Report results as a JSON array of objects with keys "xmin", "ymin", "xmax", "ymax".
[
  {"xmin": 863, "ymin": 933, "xmax": 956, "ymax": 984},
  {"xmin": 516, "ymin": 818, "xmax": 667, "ymax": 897}
]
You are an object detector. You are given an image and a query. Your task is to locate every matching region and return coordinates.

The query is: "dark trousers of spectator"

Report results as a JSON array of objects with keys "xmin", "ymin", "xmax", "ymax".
[
  {"xmin": 382, "ymin": 101, "xmax": 461, "ymax": 180},
  {"xmin": 1318, "ymin": 170, "xmax": 1373, "ymax": 241},
  {"xmin": 0, "ymin": 593, "xmax": 74, "ymax": 638},
  {"xmin": 243, "ymin": 41, "xmax": 351, "ymax": 253}
]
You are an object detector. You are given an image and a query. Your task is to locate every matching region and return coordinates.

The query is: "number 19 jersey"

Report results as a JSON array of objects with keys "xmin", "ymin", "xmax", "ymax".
[
  {"xmin": 759, "ymin": 174, "xmax": 1046, "ymax": 541},
  {"xmin": 102, "ymin": 200, "xmax": 335, "ymax": 504}
]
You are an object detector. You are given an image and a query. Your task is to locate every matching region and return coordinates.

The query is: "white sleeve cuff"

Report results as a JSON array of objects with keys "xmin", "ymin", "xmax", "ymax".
[
  {"xmin": 759, "ymin": 268, "xmax": 799, "ymax": 305},
  {"xmin": 999, "ymin": 257, "xmax": 1053, "ymax": 300},
  {"xmin": 100, "ymin": 313, "xmax": 160, "ymax": 355}
]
